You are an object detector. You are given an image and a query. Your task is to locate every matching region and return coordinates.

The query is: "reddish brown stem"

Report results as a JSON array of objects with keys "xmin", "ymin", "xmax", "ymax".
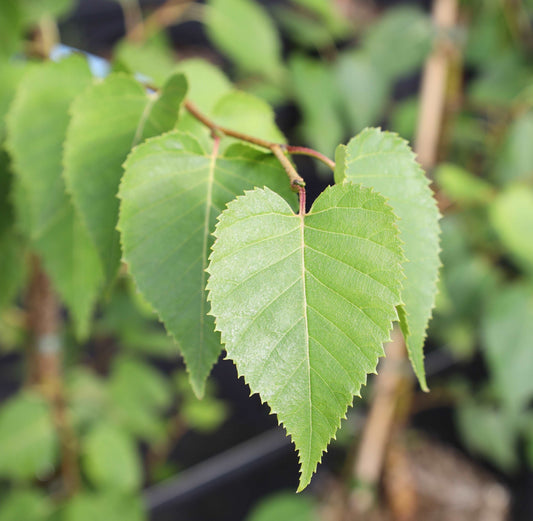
[
  {"xmin": 298, "ymin": 185, "xmax": 306, "ymax": 216},
  {"xmin": 286, "ymin": 145, "xmax": 336, "ymax": 171},
  {"xmin": 183, "ymin": 100, "xmax": 333, "ymax": 183}
]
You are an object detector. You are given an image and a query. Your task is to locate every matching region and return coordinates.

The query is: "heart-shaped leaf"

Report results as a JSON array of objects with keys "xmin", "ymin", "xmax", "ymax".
[
  {"xmin": 118, "ymin": 132, "xmax": 295, "ymax": 397},
  {"xmin": 207, "ymin": 184, "xmax": 404, "ymax": 489}
]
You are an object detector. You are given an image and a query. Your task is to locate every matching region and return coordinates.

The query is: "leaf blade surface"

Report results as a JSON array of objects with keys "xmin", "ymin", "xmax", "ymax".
[{"xmin": 207, "ymin": 184, "xmax": 404, "ymax": 489}]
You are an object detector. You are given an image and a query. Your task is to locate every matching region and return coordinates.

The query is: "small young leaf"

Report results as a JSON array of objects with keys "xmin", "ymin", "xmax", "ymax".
[
  {"xmin": 64, "ymin": 73, "xmax": 187, "ymax": 282},
  {"xmin": 5, "ymin": 56, "xmax": 102, "ymax": 338},
  {"xmin": 207, "ymin": 184, "xmax": 404, "ymax": 489},
  {"xmin": 335, "ymin": 129, "xmax": 441, "ymax": 390},
  {"xmin": 118, "ymin": 132, "xmax": 295, "ymax": 397}
]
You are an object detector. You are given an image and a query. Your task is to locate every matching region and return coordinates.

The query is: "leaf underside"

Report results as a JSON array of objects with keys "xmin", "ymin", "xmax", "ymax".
[
  {"xmin": 207, "ymin": 184, "xmax": 404, "ymax": 489},
  {"xmin": 335, "ymin": 128, "xmax": 441, "ymax": 390},
  {"xmin": 118, "ymin": 131, "xmax": 295, "ymax": 397}
]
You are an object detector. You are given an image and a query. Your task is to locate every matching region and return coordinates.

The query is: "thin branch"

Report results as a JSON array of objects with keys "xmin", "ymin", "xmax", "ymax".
[
  {"xmin": 183, "ymin": 100, "xmax": 334, "ymax": 175},
  {"xmin": 286, "ymin": 145, "xmax": 336, "ymax": 171},
  {"xmin": 270, "ymin": 144, "xmax": 305, "ymax": 188}
]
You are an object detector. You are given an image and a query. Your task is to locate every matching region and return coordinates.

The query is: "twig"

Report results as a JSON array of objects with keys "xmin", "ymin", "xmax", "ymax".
[
  {"xmin": 126, "ymin": 0, "xmax": 196, "ymax": 42},
  {"xmin": 183, "ymin": 100, "xmax": 334, "ymax": 176}
]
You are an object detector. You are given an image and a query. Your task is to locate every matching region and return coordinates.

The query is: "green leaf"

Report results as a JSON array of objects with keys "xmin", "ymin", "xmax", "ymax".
[
  {"xmin": 207, "ymin": 184, "xmax": 404, "ymax": 489},
  {"xmin": 0, "ymin": 489, "xmax": 53, "ymax": 521},
  {"xmin": 456, "ymin": 402, "xmax": 518, "ymax": 471},
  {"xmin": 246, "ymin": 492, "xmax": 318, "ymax": 521},
  {"xmin": 363, "ymin": 6, "xmax": 433, "ymax": 81},
  {"xmin": 64, "ymin": 73, "xmax": 187, "ymax": 283},
  {"xmin": 0, "ymin": 392, "xmax": 57, "ymax": 480},
  {"xmin": 108, "ymin": 357, "xmax": 172, "ymax": 440},
  {"xmin": 5, "ymin": 56, "xmax": 102, "ymax": 339},
  {"xmin": 493, "ymin": 111, "xmax": 533, "ymax": 185},
  {"xmin": 211, "ymin": 90, "xmax": 286, "ymax": 149},
  {"xmin": 490, "ymin": 185, "xmax": 533, "ymax": 273},
  {"xmin": 335, "ymin": 129, "xmax": 441, "ymax": 390},
  {"xmin": 0, "ymin": 151, "xmax": 26, "ymax": 309},
  {"xmin": 0, "ymin": 1, "xmax": 23, "ymax": 58},
  {"xmin": 481, "ymin": 284, "xmax": 533, "ymax": 410},
  {"xmin": 205, "ymin": 0, "xmax": 283, "ymax": 80},
  {"xmin": 175, "ymin": 59, "xmax": 232, "ymax": 114},
  {"xmin": 289, "ymin": 55, "xmax": 343, "ymax": 158},
  {"xmin": 82, "ymin": 422, "xmax": 142, "ymax": 492},
  {"xmin": 63, "ymin": 493, "xmax": 145, "ymax": 521},
  {"xmin": 113, "ymin": 32, "xmax": 176, "ymax": 86},
  {"xmin": 335, "ymin": 51, "xmax": 390, "ymax": 133},
  {"xmin": 118, "ymin": 131, "xmax": 295, "ymax": 397},
  {"xmin": 435, "ymin": 163, "xmax": 495, "ymax": 206}
]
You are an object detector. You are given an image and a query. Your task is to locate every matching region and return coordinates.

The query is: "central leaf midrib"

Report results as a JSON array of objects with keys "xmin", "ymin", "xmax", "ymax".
[
  {"xmin": 198, "ymin": 145, "xmax": 217, "ymax": 361},
  {"xmin": 299, "ymin": 213, "xmax": 312, "ymax": 477}
]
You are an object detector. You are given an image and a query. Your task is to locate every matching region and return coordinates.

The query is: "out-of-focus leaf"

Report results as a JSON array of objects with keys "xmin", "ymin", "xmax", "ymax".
[
  {"xmin": 456, "ymin": 402, "xmax": 518, "ymax": 471},
  {"xmin": 490, "ymin": 185, "xmax": 533, "ymax": 273},
  {"xmin": 363, "ymin": 6, "xmax": 433, "ymax": 81},
  {"xmin": 0, "ymin": 489, "xmax": 53, "ymax": 521},
  {"xmin": 0, "ymin": 392, "xmax": 57, "ymax": 480},
  {"xmin": 64, "ymin": 72, "xmax": 187, "ymax": 282},
  {"xmin": 389, "ymin": 97, "xmax": 418, "ymax": 142},
  {"xmin": 19, "ymin": 0, "xmax": 74, "ymax": 24},
  {"xmin": 66, "ymin": 368, "xmax": 107, "ymax": 429},
  {"xmin": 246, "ymin": 492, "xmax": 318, "ymax": 521},
  {"xmin": 494, "ymin": 111, "xmax": 533, "ymax": 184},
  {"xmin": 211, "ymin": 90, "xmax": 286, "ymax": 150},
  {"xmin": 182, "ymin": 397, "xmax": 228, "ymax": 433},
  {"xmin": 289, "ymin": 54, "xmax": 343, "ymax": 158},
  {"xmin": 6, "ymin": 56, "xmax": 103, "ymax": 339},
  {"xmin": 63, "ymin": 493, "xmax": 145, "ymax": 521},
  {"xmin": 176, "ymin": 59, "xmax": 232, "ymax": 113},
  {"xmin": 108, "ymin": 357, "xmax": 171, "ymax": 440},
  {"xmin": 335, "ymin": 51, "xmax": 389, "ymax": 132},
  {"xmin": 114, "ymin": 32, "xmax": 176, "ymax": 86},
  {"xmin": 82, "ymin": 422, "xmax": 142, "ymax": 492},
  {"xmin": 482, "ymin": 283, "xmax": 533, "ymax": 410},
  {"xmin": 435, "ymin": 163, "xmax": 495, "ymax": 206},
  {"xmin": 465, "ymin": 4, "xmax": 511, "ymax": 66},
  {"xmin": 0, "ymin": 152, "xmax": 26, "ymax": 309},
  {"xmin": 469, "ymin": 53, "xmax": 533, "ymax": 107},
  {"xmin": 0, "ymin": 1, "xmax": 23, "ymax": 58},
  {"xmin": 206, "ymin": 0, "xmax": 283, "ymax": 81}
]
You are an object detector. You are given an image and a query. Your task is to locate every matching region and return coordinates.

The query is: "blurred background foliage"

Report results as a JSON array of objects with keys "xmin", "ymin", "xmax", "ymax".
[{"xmin": 0, "ymin": 0, "xmax": 532, "ymax": 520}]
